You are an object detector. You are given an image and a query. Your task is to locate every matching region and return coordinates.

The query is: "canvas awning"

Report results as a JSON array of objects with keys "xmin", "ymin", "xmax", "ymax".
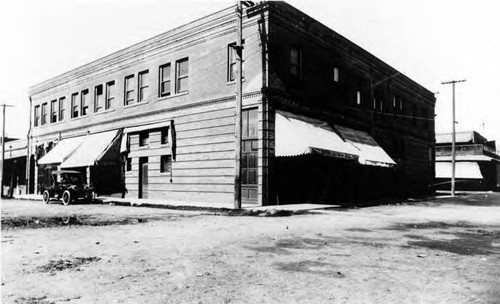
[
  {"xmin": 37, "ymin": 136, "xmax": 84, "ymax": 165},
  {"xmin": 60, "ymin": 130, "xmax": 121, "ymax": 168},
  {"xmin": 436, "ymin": 155, "xmax": 500, "ymax": 162},
  {"xmin": 335, "ymin": 126, "xmax": 397, "ymax": 167},
  {"xmin": 435, "ymin": 161, "xmax": 483, "ymax": 179},
  {"xmin": 275, "ymin": 111, "xmax": 359, "ymax": 159}
]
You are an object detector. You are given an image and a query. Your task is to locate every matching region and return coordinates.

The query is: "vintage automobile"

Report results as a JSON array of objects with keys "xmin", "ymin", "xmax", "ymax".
[{"xmin": 42, "ymin": 170, "xmax": 95, "ymax": 205}]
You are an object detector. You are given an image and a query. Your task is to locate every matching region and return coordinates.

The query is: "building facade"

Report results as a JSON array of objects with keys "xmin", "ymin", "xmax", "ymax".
[
  {"xmin": 435, "ymin": 131, "xmax": 500, "ymax": 191},
  {"xmin": 27, "ymin": 2, "xmax": 435, "ymax": 206}
]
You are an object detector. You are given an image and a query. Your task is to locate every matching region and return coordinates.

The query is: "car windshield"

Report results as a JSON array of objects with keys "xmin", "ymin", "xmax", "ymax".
[{"xmin": 59, "ymin": 173, "xmax": 83, "ymax": 184}]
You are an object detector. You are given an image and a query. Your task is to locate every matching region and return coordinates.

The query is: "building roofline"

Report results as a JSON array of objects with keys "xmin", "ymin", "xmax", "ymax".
[
  {"xmin": 268, "ymin": 1, "xmax": 435, "ymax": 101},
  {"xmin": 28, "ymin": 4, "xmax": 237, "ymax": 97}
]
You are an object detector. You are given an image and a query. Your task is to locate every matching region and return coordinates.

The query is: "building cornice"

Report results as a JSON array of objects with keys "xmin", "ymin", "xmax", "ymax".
[{"xmin": 29, "ymin": 5, "xmax": 245, "ymax": 97}]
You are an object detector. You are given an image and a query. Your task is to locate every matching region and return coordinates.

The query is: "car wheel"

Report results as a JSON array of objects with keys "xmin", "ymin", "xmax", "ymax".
[
  {"xmin": 42, "ymin": 190, "xmax": 51, "ymax": 204},
  {"xmin": 62, "ymin": 190, "xmax": 72, "ymax": 206}
]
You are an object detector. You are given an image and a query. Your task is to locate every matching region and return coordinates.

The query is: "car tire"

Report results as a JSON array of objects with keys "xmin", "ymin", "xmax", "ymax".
[
  {"xmin": 62, "ymin": 190, "xmax": 72, "ymax": 206},
  {"xmin": 42, "ymin": 190, "xmax": 51, "ymax": 204}
]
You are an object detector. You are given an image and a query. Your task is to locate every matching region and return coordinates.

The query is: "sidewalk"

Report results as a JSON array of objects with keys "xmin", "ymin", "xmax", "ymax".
[{"xmin": 12, "ymin": 193, "xmax": 339, "ymax": 212}]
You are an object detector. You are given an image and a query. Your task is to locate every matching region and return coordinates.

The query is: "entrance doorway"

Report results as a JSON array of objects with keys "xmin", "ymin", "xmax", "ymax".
[
  {"xmin": 241, "ymin": 108, "xmax": 258, "ymax": 203},
  {"xmin": 138, "ymin": 157, "xmax": 149, "ymax": 199}
]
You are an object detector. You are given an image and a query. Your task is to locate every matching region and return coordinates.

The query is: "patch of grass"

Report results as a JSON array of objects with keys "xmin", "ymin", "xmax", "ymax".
[
  {"xmin": 14, "ymin": 296, "xmax": 53, "ymax": 304},
  {"xmin": 37, "ymin": 256, "xmax": 101, "ymax": 273}
]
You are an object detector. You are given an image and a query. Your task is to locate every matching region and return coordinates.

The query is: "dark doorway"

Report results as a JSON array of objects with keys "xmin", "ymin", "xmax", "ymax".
[
  {"xmin": 241, "ymin": 108, "xmax": 258, "ymax": 203},
  {"xmin": 138, "ymin": 157, "xmax": 149, "ymax": 199}
]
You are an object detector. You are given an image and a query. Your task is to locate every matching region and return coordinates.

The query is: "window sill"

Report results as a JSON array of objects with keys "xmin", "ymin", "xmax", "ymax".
[
  {"xmin": 227, "ymin": 79, "xmax": 245, "ymax": 85},
  {"xmin": 48, "ymin": 120, "xmax": 65, "ymax": 126},
  {"xmin": 158, "ymin": 91, "xmax": 189, "ymax": 101},
  {"xmin": 71, "ymin": 115, "xmax": 88, "ymax": 121},
  {"xmin": 159, "ymin": 172, "xmax": 172, "ymax": 177},
  {"xmin": 94, "ymin": 108, "xmax": 116, "ymax": 116},
  {"xmin": 124, "ymin": 100, "xmax": 149, "ymax": 109},
  {"xmin": 137, "ymin": 145, "xmax": 150, "ymax": 150}
]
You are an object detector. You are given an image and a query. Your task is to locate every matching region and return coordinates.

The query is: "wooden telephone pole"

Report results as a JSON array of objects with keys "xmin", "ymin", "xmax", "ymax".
[
  {"xmin": 0, "ymin": 103, "xmax": 15, "ymax": 198},
  {"xmin": 234, "ymin": 1, "xmax": 244, "ymax": 209},
  {"xmin": 441, "ymin": 79, "xmax": 466, "ymax": 196}
]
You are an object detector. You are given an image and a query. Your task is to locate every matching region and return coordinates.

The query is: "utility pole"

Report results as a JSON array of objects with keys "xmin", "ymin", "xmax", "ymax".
[
  {"xmin": 0, "ymin": 103, "xmax": 15, "ymax": 198},
  {"xmin": 234, "ymin": 1, "xmax": 244, "ymax": 209},
  {"xmin": 441, "ymin": 79, "xmax": 466, "ymax": 196}
]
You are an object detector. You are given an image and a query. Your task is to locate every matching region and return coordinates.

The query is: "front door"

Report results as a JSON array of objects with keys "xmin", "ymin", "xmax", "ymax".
[
  {"xmin": 241, "ymin": 108, "xmax": 258, "ymax": 203},
  {"xmin": 138, "ymin": 157, "xmax": 148, "ymax": 199}
]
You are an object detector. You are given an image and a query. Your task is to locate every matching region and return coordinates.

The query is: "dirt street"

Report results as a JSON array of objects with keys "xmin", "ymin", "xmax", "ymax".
[{"xmin": 2, "ymin": 194, "xmax": 500, "ymax": 304}]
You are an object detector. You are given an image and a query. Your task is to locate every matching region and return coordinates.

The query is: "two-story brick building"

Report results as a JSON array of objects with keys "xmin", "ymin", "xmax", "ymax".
[{"xmin": 28, "ymin": 2, "xmax": 435, "ymax": 206}]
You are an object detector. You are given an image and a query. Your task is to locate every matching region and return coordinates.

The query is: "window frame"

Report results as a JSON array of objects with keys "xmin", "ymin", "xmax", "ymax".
[
  {"xmin": 124, "ymin": 74, "xmax": 135, "ymax": 106},
  {"xmin": 105, "ymin": 81, "xmax": 115, "ymax": 110},
  {"xmin": 94, "ymin": 84, "xmax": 104, "ymax": 113},
  {"xmin": 160, "ymin": 127, "xmax": 169, "ymax": 145},
  {"xmin": 138, "ymin": 70, "xmax": 149, "ymax": 102},
  {"xmin": 34, "ymin": 105, "xmax": 40, "ymax": 127},
  {"xmin": 139, "ymin": 131, "xmax": 149, "ymax": 147},
  {"xmin": 175, "ymin": 57, "xmax": 189, "ymax": 94},
  {"xmin": 80, "ymin": 89, "xmax": 89, "ymax": 116},
  {"xmin": 160, "ymin": 155, "xmax": 172, "ymax": 173},
  {"xmin": 289, "ymin": 46, "xmax": 302, "ymax": 79},
  {"xmin": 58, "ymin": 97, "xmax": 65, "ymax": 121},
  {"xmin": 50, "ymin": 99, "xmax": 58, "ymax": 123},
  {"xmin": 71, "ymin": 92, "xmax": 79, "ymax": 119},
  {"xmin": 227, "ymin": 42, "xmax": 245, "ymax": 82},
  {"xmin": 159, "ymin": 63, "xmax": 172, "ymax": 97},
  {"xmin": 41, "ymin": 103, "xmax": 47, "ymax": 125},
  {"xmin": 333, "ymin": 67, "xmax": 340, "ymax": 83},
  {"xmin": 126, "ymin": 157, "xmax": 132, "ymax": 172}
]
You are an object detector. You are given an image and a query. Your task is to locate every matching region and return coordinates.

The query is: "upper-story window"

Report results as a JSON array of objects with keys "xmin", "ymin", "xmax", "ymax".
[
  {"xmin": 41, "ymin": 103, "xmax": 47, "ymax": 125},
  {"xmin": 356, "ymin": 91, "xmax": 362, "ymax": 105},
  {"xmin": 290, "ymin": 46, "xmax": 302, "ymax": 79},
  {"xmin": 125, "ymin": 75, "xmax": 135, "ymax": 105},
  {"xmin": 94, "ymin": 84, "xmax": 104, "ymax": 113},
  {"xmin": 71, "ymin": 93, "xmax": 79, "ymax": 118},
  {"xmin": 34, "ymin": 105, "xmax": 40, "ymax": 127},
  {"xmin": 59, "ymin": 97, "xmax": 65, "ymax": 121},
  {"xmin": 159, "ymin": 63, "xmax": 171, "ymax": 97},
  {"xmin": 138, "ymin": 70, "xmax": 149, "ymax": 102},
  {"xmin": 50, "ymin": 100, "xmax": 58, "ymax": 123},
  {"xmin": 228, "ymin": 43, "xmax": 245, "ymax": 82},
  {"xmin": 105, "ymin": 81, "xmax": 115, "ymax": 110},
  {"xmin": 139, "ymin": 131, "xmax": 149, "ymax": 147},
  {"xmin": 333, "ymin": 67, "xmax": 340, "ymax": 83},
  {"xmin": 372, "ymin": 97, "xmax": 377, "ymax": 111},
  {"xmin": 81, "ymin": 89, "xmax": 89, "ymax": 116},
  {"xmin": 176, "ymin": 58, "xmax": 189, "ymax": 94}
]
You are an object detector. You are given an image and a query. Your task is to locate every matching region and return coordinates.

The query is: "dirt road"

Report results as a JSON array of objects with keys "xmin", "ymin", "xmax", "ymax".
[{"xmin": 2, "ymin": 194, "xmax": 500, "ymax": 304}]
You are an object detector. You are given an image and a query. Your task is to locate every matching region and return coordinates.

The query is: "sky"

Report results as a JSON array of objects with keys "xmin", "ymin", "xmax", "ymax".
[{"xmin": 1, "ymin": 0, "xmax": 499, "ymax": 148}]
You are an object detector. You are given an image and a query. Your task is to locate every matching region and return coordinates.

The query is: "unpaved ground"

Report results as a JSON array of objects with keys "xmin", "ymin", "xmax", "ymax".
[{"xmin": 2, "ymin": 194, "xmax": 500, "ymax": 304}]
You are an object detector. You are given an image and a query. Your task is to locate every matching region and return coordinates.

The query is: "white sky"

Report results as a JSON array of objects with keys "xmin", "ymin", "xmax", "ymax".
[{"xmin": 1, "ymin": 0, "xmax": 499, "ymax": 147}]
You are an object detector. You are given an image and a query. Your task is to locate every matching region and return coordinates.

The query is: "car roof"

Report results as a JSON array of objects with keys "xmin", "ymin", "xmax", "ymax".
[{"xmin": 51, "ymin": 170, "xmax": 81, "ymax": 174}]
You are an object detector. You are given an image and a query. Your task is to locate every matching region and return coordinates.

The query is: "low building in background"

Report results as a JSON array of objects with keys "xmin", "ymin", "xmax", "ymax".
[
  {"xmin": 435, "ymin": 131, "xmax": 500, "ymax": 191},
  {"xmin": 27, "ymin": 2, "xmax": 436, "ymax": 206},
  {"xmin": 1, "ymin": 138, "xmax": 28, "ymax": 196}
]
